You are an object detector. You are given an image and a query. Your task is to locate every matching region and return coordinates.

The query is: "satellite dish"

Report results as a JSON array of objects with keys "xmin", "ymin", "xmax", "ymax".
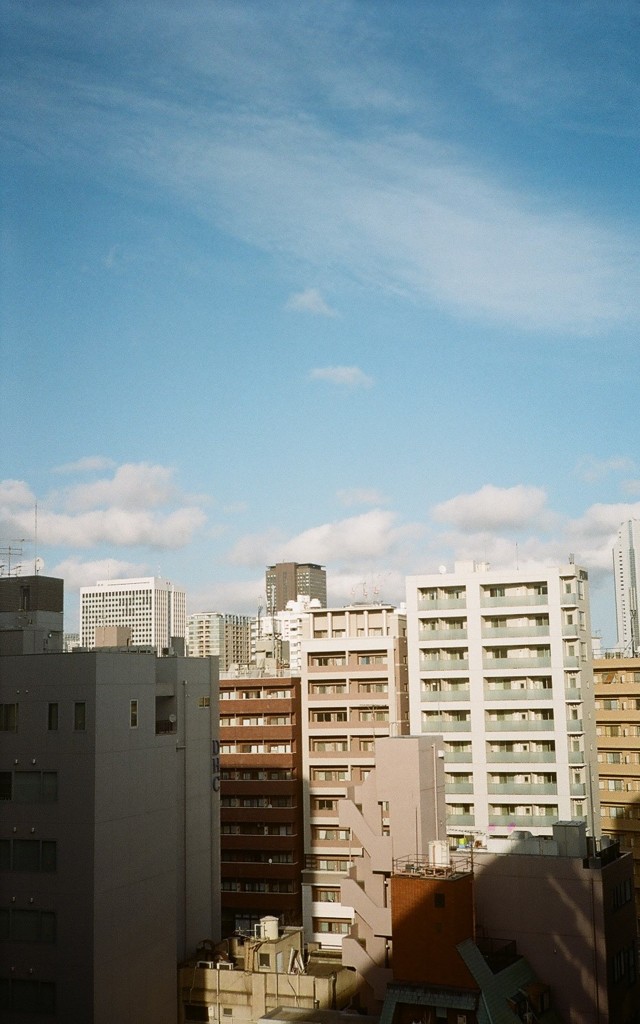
[{"xmin": 438, "ymin": 565, "xmax": 447, "ymax": 574}]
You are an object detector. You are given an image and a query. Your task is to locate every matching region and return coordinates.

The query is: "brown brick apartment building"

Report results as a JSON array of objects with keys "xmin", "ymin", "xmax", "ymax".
[{"xmin": 219, "ymin": 671, "xmax": 304, "ymax": 934}]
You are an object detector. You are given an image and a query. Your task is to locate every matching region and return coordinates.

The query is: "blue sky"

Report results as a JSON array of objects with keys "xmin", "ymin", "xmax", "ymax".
[{"xmin": 2, "ymin": 1, "xmax": 639, "ymax": 643}]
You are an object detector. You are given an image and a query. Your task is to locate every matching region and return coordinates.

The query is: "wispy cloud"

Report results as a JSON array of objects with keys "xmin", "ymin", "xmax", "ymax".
[
  {"xmin": 574, "ymin": 455, "xmax": 636, "ymax": 483},
  {"xmin": 285, "ymin": 288, "xmax": 337, "ymax": 317},
  {"xmin": 52, "ymin": 456, "xmax": 116, "ymax": 475},
  {"xmin": 310, "ymin": 365, "xmax": 373, "ymax": 388},
  {"xmin": 4, "ymin": 6, "xmax": 639, "ymax": 335},
  {"xmin": 337, "ymin": 488, "xmax": 387, "ymax": 508}
]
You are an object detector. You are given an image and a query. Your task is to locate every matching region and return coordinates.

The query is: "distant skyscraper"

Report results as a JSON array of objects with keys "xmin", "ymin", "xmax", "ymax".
[
  {"xmin": 80, "ymin": 577, "xmax": 186, "ymax": 651},
  {"xmin": 265, "ymin": 562, "xmax": 327, "ymax": 613},
  {"xmin": 613, "ymin": 520, "xmax": 640, "ymax": 654},
  {"xmin": 186, "ymin": 612, "xmax": 252, "ymax": 670}
]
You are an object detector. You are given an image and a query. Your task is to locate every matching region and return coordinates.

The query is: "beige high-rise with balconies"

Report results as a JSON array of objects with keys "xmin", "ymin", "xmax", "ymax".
[{"xmin": 299, "ymin": 603, "xmax": 409, "ymax": 948}]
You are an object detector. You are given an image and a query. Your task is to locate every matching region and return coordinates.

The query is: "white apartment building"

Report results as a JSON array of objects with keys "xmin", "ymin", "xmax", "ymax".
[
  {"xmin": 80, "ymin": 577, "xmax": 186, "ymax": 652},
  {"xmin": 300, "ymin": 604, "xmax": 409, "ymax": 949},
  {"xmin": 406, "ymin": 562, "xmax": 599, "ymax": 848},
  {"xmin": 613, "ymin": 519, "xmax": 640, "ymax": 655},
  {"xmin": 186, "ymin": 612, "xmax": 252, "ymax": 671},
  {"xmin": 256, "ymin": 597, "xmax": 319, "ymax": 672}
]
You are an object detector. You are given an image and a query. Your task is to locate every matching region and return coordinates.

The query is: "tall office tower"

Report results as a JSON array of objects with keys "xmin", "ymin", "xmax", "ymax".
[
  {"xmin": 300, "ymin": 603, "xmax": 409, "ymax": 949},
  {"xmin": 187, "ymin": 612, "xmax": 252, "ymax": 670},
  {"xmin": 218, "ymin": 670, "xmax": 304, "ymax": 935},
  {"xmin": 265, "ymin": 562, "xmax": 327, "ymax": 614},
  {"xmin": 613, "ymin": 519, "xmax": 640, "ymax": 654},
  {"xmin": 593, "ymin": 654, "xmax": 640, "ymax": 926},
  {"xmin": 406, "ymin": 562, "xmax": 599, "ymax": 847},
  {"xmin": 79, "ymin": 576, "xmax": 186, "ymax": 651},
  {"xmin": 0, "ymin": 577, "xmax": 219, "ymax": 1024}
]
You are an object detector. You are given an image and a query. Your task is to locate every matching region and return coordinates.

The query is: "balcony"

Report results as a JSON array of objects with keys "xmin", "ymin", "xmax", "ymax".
[
  {"xmin": 571, "ymin": 783, "xmax": 587, "ymax": 796},
  {"xmin": 422, "ymin": 719, "xmax": 471, "ymax": 733},
  {"xmin": 447, "ymin": 813, "xmax": 475, "ymax": 826},
  {"xmin": 447, "ymin": 782, "xmax": 474, "ymax": 794},
  {"xmin": 420, "ymin": 659, "xmax": 469, "ymax": 672},
  {"xmin": 484, "ymin": 688, "xmax": 552, "ymax": 702},
  {"xmin": 421, "ymin": 689, "xmax": 470, "ymax": 702},
  {"xmin": 489, "ymin": 813, "xmax": 558, "ymax": 827},
  {"xmin": 564, "ymin": 656, "xmax": 580, "ymax": 668},
  {"xmin": 564, "ymin": 688, "xmax": 582, "ymax": 701},
  {"xmin": 560, "ymin": 592, "xmax": 578, "ymax": 606},
  {"xmin": 485, "ymin": 719, "xmax": 554, "ymax": 732},
  {"xmin": 419, "ymin": 629, "xmax": 467, "ymax": 641},
  {"xmin": 568, "ymin": 751, "xmax": 585, "ymax": 764},
  {"xmin": 482, "ymin": 627, "xmax": 550, "ymax": 639},
  {"xmin": 562, "ymin": 625, "xmax": 579, "ymax": 636},
  {"xmin": 487, "ymin": 783, "xmax": 557, "ymax": 796},
  {"xmin": 481, "ymin": 594, "xmax": 548, "ymax": 608},
  {"xmin": 418, "ymin": 598, "xmax": 466, "ymax": 611},
  {"xmin": 567, "ymin": 719, "xmax": 583, "ymax": 732},
  {"xmin": 483, "ymin": 657, "xmax": 551, "ymax": 670},
  {"xmin": 443, "ymin": 750, "xmax": 473, "ymax": 762},
  {"xmin": 487, "ymin": 751, "xmax": 556, "ymax": 763}
]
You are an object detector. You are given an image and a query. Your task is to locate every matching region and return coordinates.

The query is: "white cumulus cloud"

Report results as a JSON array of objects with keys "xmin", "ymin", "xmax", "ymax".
[{"xmin": 432, "ymin": 484, "xmax": 549, "ymax": 532}]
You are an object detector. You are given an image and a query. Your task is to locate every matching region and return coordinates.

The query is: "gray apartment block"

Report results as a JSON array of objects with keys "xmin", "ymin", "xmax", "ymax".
[{"xmin": 1, "ymin": 640, "xmax": 220, "ymax": 1022}]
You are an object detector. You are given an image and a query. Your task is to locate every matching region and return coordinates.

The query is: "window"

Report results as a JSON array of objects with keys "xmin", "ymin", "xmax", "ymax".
[
  {"xmin": 0, "ymin": 771, "xmax": 58, "ymax": 803},
  {"xmin": 0, "ymin": 908, "xmax": 56, "ymax": 942},
  {"xmin": 130, "ymin": 700, "xmax": 138, "ymax": 728},
  {"xmin": 74, "ymin": 702, "xmax": 86, "ymax": 731},
  {"xmin": 0, "ymin": 979, "xmax": 56, "ymax": 1014},
  {"xmin": 198, "ymin": 696, "xmax": 211, "ymax": 708},
  {"xmin": 47, "ymin": 703, "xmax": 58, "ymax": 731},
  {"xmin": 314, "ymin": 919, "xmax": 350, "ymax": 934},
  {"xmin": 2, "ymin": 839, "xmax": 56, "ymax": 872},
  {"xmin": 0, "ymin": 703, "xmax": 18, "ymax": 731},
  {"xmin": 358, "ymin": 654, "xmax": 386, "ymax": 665}
]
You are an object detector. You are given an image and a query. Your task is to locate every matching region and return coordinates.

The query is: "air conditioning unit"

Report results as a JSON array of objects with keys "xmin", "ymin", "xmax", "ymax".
[{"xmin": 197, "ymin": 960, "xmax": 214, "ymax": 969}]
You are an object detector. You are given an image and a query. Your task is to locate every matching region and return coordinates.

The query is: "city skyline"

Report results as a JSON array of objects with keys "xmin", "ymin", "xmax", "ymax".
[{"xmin": 2, "ymin": 3, "xmax": 639, "ymax": 643}]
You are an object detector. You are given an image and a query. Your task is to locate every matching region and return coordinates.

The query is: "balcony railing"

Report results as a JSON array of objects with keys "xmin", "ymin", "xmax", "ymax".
[
  {"xmin": 447, "ymin": 813, "xmax": 475, "ymax": 826},
  {"xmin": 484, "ymin": 719, "xmax": 554, "ymax": 731},
  {"xmin": 487, "ymin": 783, "xmax": 557, "ymax": 796},
  {"xmin": 567, "ymin": 720, "xmax": 583, "ymax": 732},
  {"xmin": 483, "ymin": 657, "xmax": 551, "ymax": 670},
  {"xmin": 420, "ymin": 659, "xmax": 469, "ymax": 672},
  {"xmin": 447, "ymin": 782, "xmax": 474, "ymax": 794},
  {"xmin": 482, "ymin": 626, "xmax": 549, "ymax": 639},
  {"xmin": 421, "ymin": 689, "xmax": 470, "ymax": 702},
  {"xmin": 564, "ymin": 688, "xmax": 582, "ymax": 701},
  {"xmin": 443, "ymin": 750, "xmax": 473, "ymax": 762},
  {"xmin": 560, "ymin": 593, "xmax": 578, "ymax": 606},
  {"xmin": 417, "ymin": 598, "xmax": 465, "ymax": 611},
  {"xmin": 568, "ymin": 751, "xmax": 585, "ymax": 764},
  {"xmin": 481, "ymin": 594, "xmax": 548, "ymax": 608},
  {"xmin": 489, "ymin": 813, "xmax": 558, "ymax": 827},
  {"xmin": 487, "ymin": 751, "xmax": 556, "ymax": 763},
  {"xmin": 484, "ymin": 688, "xmax": 553, "ymax": 702},
  {"xmin": 422, "ymin": 719, "xmax": 471, "ymax": 732},
  {"xmin": 419, "ymin": 629, "xmax": 467, "ymax": 641},
  {"xmin": 571, "ymin": 783, "xmax": 587, "ymax": 796}
]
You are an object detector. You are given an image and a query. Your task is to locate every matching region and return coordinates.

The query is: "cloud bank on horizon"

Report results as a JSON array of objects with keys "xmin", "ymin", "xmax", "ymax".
[{"xmin": 1, "ymin": 460, "xmax": 638, "ymax": 642}]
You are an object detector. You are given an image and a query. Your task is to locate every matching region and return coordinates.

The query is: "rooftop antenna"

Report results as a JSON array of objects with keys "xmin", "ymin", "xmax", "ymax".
[
  {"xmin": 34, "ymin": 503, "xmax": 38, "ymax": 573},
  {"xmin": 515, "ymin": 542, "xmax": 519, "ymax": 570}
]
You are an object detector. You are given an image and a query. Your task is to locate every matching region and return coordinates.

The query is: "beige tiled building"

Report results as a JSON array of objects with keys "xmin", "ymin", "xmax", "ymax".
[
  {"xmin": 300, "ymin": 604, "xmax": 409, "ymax": 948},
  {"xmin": 594, "ymin": 655, "xmax": 640, "ymax": 921}
]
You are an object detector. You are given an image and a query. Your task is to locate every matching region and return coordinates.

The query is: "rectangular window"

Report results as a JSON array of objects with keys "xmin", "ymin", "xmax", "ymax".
[
  {"xmin": 47, "ymin": 703, "xmax": 58, "ymax": 731},
  {"xmin": 198, "ymin": 696, "xmax": 210, "ymax": 708},
  {"xmin": 74, "ymin": 702, "xmax": 86, "ymax": 731},
  {"xmin": 3, "ymin": 771, "xmax": 58, "ymax": 803},
  {"xmin": 130, "ymin": 700, "xmax": 138, "ymax": 728},
  {"xmin": 0, "ymin": 703, "xmax": 18, "ymax": 731}
]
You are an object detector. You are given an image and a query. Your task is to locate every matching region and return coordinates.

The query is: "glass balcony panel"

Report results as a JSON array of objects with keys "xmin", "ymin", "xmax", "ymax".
[
  {"xmin": 481, "ymin": 594, "xmax": 548, "ymax": 607},
  {"xmin": 420, "ymin": 659, "xmax": 469, "ymax": 672},
  {"xmin": 486, "ymin": 751, "xmax": 556, "ymax": 762},
  {"xmin": 421, "ymin": 689, "xmax": 470, "ymax": 702},
  {"xmin": 482, "ymin": 627, "xmax": 550, "ymax": 638},
  {"xmin": 484, "ymin": 719, "xmax": 554, "ymax": 731},
  {"xmin": 487, "ymin": 783, "xmax": 558, "ymax": 795},
  {"xmin": 419, "ymin": 629, "xmax": 468, "ymax": 641},
  {"xmin": 484, "ymin": 688, "xmax": 552, "ymax": 701},
  {"xmin": 483, "ymin": 657, "xmax": 551, "ymax": 670}
]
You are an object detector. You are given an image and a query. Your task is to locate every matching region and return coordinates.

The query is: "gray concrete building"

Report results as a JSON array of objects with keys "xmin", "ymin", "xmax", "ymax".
[{"xmin": 1, "ymin": 576, "xmax": 220, "ymax": 1023}]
